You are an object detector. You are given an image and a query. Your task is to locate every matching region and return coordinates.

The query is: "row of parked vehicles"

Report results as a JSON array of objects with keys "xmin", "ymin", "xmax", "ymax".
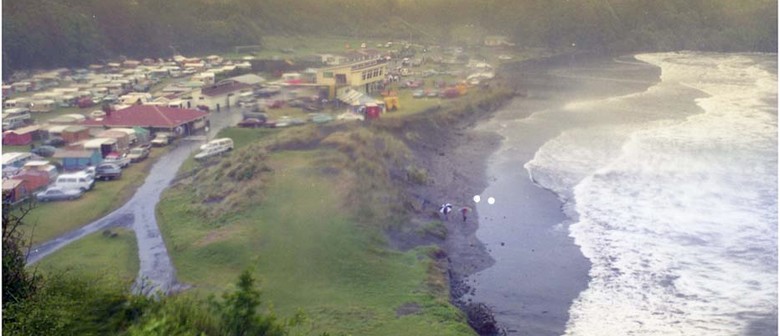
[{"xmin": 34, "ymin": 144, "xmax": 148, "ymax": 202}]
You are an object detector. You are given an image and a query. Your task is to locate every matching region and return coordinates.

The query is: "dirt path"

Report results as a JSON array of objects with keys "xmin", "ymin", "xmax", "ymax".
[{"xmin": 27, "ymin": 108, "xmax": 242, "ymax": 296}]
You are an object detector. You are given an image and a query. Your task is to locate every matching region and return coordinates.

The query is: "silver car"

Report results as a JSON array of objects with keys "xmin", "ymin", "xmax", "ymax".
[{"xmin": 36, "ymin": 187, "xmax": 84, "ymax": 202}]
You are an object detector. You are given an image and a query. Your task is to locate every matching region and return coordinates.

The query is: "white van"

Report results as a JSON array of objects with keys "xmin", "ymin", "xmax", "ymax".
[
  {"xmin": 55, "ymin": 171, "xmax": 95, "ymax": 192},
  {"xmin": 194, "ymin": 145, "xmax": 230, "ymax": 160},
  {"xmin": 199, "ymin": 138, "xmax": 234, "ymax": 152}
]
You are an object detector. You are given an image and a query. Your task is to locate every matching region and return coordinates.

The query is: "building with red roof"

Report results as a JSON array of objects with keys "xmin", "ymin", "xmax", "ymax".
[{"xmin": 81, "ymin": 105, "xmax": 209, "ymax": 137}]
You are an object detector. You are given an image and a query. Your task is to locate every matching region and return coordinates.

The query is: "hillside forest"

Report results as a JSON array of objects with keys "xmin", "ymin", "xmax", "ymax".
[{"xmin": 3, "ymin": 0, "xmax": 778, "ymax": 78}]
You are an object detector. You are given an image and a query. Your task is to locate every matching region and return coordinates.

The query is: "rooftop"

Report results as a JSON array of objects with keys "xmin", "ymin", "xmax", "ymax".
[{"xmin": 81, "ymin": 105, "xmax": 207, "ymax": 128}]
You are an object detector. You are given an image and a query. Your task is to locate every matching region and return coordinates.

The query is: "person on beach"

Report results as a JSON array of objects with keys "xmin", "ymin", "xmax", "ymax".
[
  {"xmin": 440, "ymin": 203, "xmax": 453, "ymax": 221},
  {"xmin": 460, "ymin": 207, "xmax": 469, "ymax": 222}
]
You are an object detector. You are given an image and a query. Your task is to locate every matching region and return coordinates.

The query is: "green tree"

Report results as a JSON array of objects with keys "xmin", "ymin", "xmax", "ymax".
[
  {"xmin": 2, "ymin": 201, "xmax": 39, "ymax": 308},
  {"xmin": 212, "ymin": 270, "xmax": 287, "ymax": 336}
]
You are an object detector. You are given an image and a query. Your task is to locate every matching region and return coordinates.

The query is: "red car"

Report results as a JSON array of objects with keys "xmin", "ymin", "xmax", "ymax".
[
  {"xmin": 77, "ymin": 97, "xmax": 95, "ymax": 108},
  {"xmin": 237, "ymin": 118, "xmax": 265, "ymax": 128}
]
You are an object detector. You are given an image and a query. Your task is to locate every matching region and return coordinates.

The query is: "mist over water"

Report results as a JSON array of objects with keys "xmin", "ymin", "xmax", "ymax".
[{"xmin": 524, "ymin": 53, "xmax": 777, "ymax": 335}]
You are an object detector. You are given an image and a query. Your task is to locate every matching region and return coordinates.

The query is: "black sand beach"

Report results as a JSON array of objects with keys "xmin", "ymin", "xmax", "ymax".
[{"xmin": 411, "ymin": 54, "xmax": 663, "ymax": 335}]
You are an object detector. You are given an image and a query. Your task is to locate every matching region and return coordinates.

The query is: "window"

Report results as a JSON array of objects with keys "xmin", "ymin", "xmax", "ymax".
[{"xmin": 323, "ymin": 72, "xmax": 333, "ymax": 78}]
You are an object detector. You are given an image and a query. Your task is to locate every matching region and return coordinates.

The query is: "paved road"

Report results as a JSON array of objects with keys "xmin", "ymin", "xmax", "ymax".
[{"xmin": 27, "ymin": 108, "xmax": 243, "ymax": 296}]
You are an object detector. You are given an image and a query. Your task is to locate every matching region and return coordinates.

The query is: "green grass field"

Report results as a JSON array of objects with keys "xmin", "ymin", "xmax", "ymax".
[
  {"xmin": 22, "ymin": 149, "xmax": 167, "ymax": 245},
  {"xmin": 33, "ymin": 227, "xmax": 139, "ymax": 288},
  {"xmin": 221, "ymin": 35, "xmax": 390, "ymax": 61},
  {"xmin": 158, "ymin": 148, "xmax": 474, "ymax": 335}
]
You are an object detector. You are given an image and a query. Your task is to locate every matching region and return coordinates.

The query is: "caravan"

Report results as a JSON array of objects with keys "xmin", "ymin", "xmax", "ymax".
[
  {"xmin": 29, "ymin": 99, "xmax": 56, "ymax": 113},
  {"xmin": 195, "ymin": 138, "xmax": 233, "ymax": 160},
  {"xmin": 199, "ymin": 138, "xmax": 234, "ymax": 152}
]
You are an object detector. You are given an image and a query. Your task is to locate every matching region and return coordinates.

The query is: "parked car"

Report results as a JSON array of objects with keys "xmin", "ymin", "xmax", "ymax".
[
  {"xmin": 309, "ymin": 113, "xmax": 334, "ymax": 124},
  {"xmin": 268, "ymin": 100, "xmax": 285, "ymax": 109},
  {"xmin": 274, "ymin": 116, "xmax": 305, "ymax": 128},
  {"xmin": 237, "ymin": 118, "xmax": 265, "ymax": 128},
  {"xmin": 151, "ymin": 133, "xmax": 172, "ymax": 147},
  {"xmin": 103, "ymin": 152, "xmax": 130, "ymax": 168},
  {"xmin": 127, "ymin": 147, "xmax": 150, "ymax": 163},
  {"xmin": 89, "ymin": 110, "xmax": 106, "ymax": 119},
  {"xmin": 94, "ymin": 163, "xmax": 122, "ymax": 181},
  {"xmin": 288, "ymin": 99, "xmax": 306, "ymax": 108},
  {"xmin": 77, "ymin": 97, "xmax": 95, "ymax": 108},
  {"xmin": 256, "ymin": 86, "xmax": 281, "ymax": 98},
  {"xmin": 241, "ymin": 110, "xmax": 268, "ymax": 121},
  {"xmin": 30, "ymin": 145, "xmax": 57, "ymax": 158},
  {"xmin": 3, "ymin": 119, "xmax": 27, "ymax": 130},
  {"xmin": 36, "ymin": 186, "xmax": 83, "ymax": 202},
  {"xmin": 42, "ymin": 137, "xmax": 66, "ymax": 147},
  {"xmin": 412, "ymin": 89, "xmax": 425, "ymax": 98},
  {"xmin": 303, "ymin": 104, "xmax": 321, "ymax": 112},
  {"xmin": 82, "ymin": 166, "xmax": 96, "ymax": 179},
  {"xmin": 337, "ymin": 112, "xmax": 365, "ymax": 121}
]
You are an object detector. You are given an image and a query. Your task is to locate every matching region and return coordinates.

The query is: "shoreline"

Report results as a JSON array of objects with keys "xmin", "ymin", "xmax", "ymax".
[
  {"xmin": 400, "ymin": 52, "xmax": 661, "ymax": 335},
  {"xmin": 392, "ymin": 53, "xmax": 581, "ymax": 334}
]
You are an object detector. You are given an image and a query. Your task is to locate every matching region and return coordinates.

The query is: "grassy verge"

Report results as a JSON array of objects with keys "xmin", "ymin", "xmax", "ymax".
[
  {"xmin": 23, "ymin": 148, "xmax": 168, "ymax": 245},
  {"xmin": 159, "ymin": 145, "xmax": 473, "ymax": 335},
  {"xmin": 32, "ymin": 227, "xmax": 139, "ymax": 288}
]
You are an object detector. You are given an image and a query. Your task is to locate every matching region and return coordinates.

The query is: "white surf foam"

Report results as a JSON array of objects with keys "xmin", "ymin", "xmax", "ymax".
[{"xmin": 529, "ymin": 52, "xmax": 777, "ymax": 335}]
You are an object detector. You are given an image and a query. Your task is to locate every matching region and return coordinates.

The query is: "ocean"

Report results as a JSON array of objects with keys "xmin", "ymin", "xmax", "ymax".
[{"xmin": 469, "ymin": 52, "xmax": 777, "ymax": 335}]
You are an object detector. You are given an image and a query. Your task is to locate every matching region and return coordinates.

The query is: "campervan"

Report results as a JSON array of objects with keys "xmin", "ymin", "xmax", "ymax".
[
  {"xmin": 2, "ymin": 152, "xmax": 36, "ymax": 177},
  {"xmin": 2, "ymin": 152, "xmax": 35, "ymax": 169},
  {"xmin": 2, "ymin": 108, "xmax": 32, "ymax": 130},
  {"xmin": 199, "ymin": 138, "xmax": 234, "ymax": 152},
  {"xmin": 55, "ymin": 171, "xmax": 95, "ymax": 192}
]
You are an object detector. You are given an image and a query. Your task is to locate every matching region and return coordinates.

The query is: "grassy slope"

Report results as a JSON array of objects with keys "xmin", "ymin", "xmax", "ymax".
[
  {"xmin": 33, "ymin": 227, "xmax": 139, "ymax": 288},
  {"xmin": 158, "ymin": 148, "xmax": 473, "ymax": 335}
]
